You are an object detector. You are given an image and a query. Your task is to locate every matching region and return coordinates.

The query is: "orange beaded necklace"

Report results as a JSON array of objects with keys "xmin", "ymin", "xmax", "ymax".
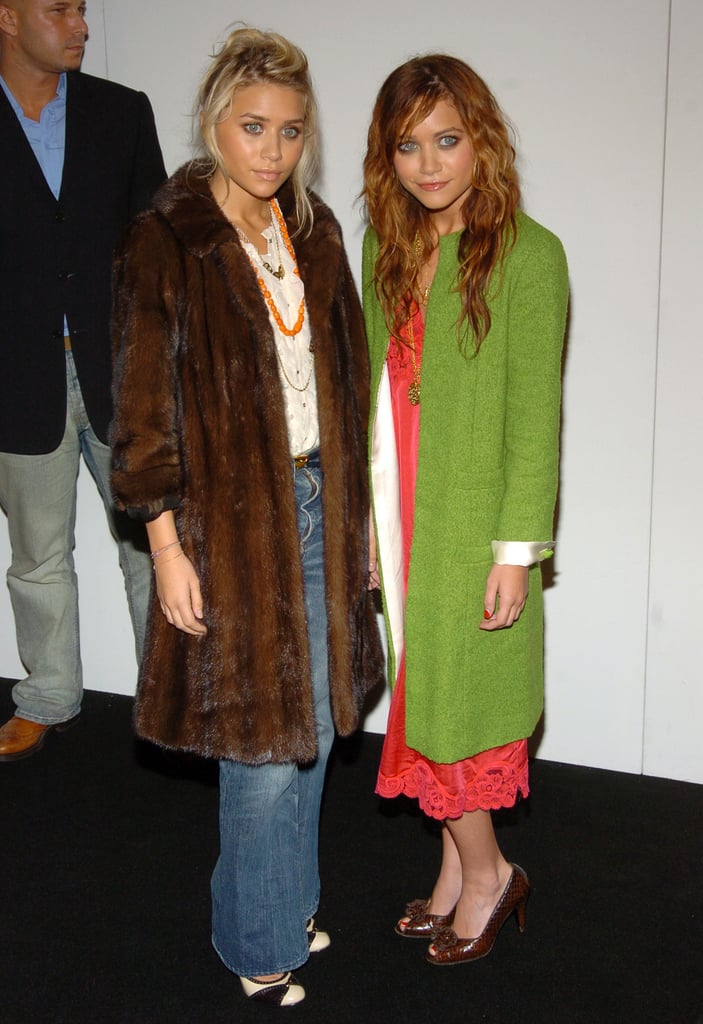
[{"xmin": 249, "ymin": 200, "xmax": 306, "ymax": 338}]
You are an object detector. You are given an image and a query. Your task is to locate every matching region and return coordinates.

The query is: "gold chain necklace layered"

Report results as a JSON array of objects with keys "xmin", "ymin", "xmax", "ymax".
[
  {"xmin": 413, "ymin": 232, "xmax": 432, "ymax": 306},
  {"xmin": 260, "ymin": 215, "xmax": 285, "ymax": 280},
  {"xmin": 274, "ymin": 345, "xmax": 314, "ymax": 393},
  {"xmin": 405, "ymin": 233, "xmax": 435, "ymax": 404},
  {"xmin": 236, "ymin": 211, "xmax": 284, "ymax": 280},
  {"xmin": 239, "ymin": 200, "xmax": 306, "ymax": 338}
]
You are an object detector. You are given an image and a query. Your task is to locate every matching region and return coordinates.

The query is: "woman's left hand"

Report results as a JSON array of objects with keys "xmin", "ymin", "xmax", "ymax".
[{"xmin": 480, "ymin": 564, "xmax": 529, "ymax": 630}]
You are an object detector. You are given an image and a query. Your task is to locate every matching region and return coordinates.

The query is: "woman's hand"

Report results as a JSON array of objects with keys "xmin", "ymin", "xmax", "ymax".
[
  {"xmin": 153, "ymin": 553, "xmax": 208, "ymax": 636},
  {"xmin": 479, "ymin": 564, "xmax": 528, "ymax": 631},
  {"xmin": 368, "ymin": 514, "xmax": 380, "ymax": 590}
]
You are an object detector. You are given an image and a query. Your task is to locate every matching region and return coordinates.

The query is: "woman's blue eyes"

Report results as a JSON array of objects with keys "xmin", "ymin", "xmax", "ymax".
[
  {"xmin": 243, "ymin": 123, "xmax": 300, "ymax": 139},
  {"xmin": 397, "ymin": 135, "xmax": 459, "ymax": 153}
]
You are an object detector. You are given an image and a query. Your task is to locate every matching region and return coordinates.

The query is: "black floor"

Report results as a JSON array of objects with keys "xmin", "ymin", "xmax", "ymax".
[{"xmin": 1, "ymin": 680, "xmax": 701, "ymax": 1024}]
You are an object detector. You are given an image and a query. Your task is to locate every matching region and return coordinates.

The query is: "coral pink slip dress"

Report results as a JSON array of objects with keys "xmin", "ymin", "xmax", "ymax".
[{"xmin": 375, "ymin": 307, "xmax": 529, "ymax": 820}]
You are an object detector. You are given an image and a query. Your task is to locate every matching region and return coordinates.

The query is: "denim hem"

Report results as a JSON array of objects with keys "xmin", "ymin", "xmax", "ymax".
[
  {"xmin": 211, "ymin": 934, "xmax": 310, "ymax": 979},
  {"xmin": 12, "ymin": 704, "xmax": 81, "ymax": 727}
]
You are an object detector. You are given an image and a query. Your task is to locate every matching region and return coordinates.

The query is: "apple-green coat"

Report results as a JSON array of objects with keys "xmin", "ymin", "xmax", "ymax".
[{"xmin": 363, "ymin": 211, "xmax": 568, "ymax": 763}]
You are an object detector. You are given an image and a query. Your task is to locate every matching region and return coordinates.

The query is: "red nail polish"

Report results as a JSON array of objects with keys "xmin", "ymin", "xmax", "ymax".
[{"xmin": 484, "ymin": 609, "xmax": 492, "ymax": 620}]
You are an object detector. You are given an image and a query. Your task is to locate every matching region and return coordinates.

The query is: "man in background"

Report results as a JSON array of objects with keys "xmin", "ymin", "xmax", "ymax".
[{"xmin": 0, "ymin": 0, "xmax": 166, "ymax": 760}]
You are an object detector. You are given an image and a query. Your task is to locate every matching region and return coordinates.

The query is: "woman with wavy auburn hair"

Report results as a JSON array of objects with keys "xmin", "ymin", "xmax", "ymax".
[
  {"xmin": 111, "ymin": 26, "xmax": 382, "ymax": 1007},
  {"xmin": 362, "ymin": 55, "xmax": 568, "ymax": 966}
]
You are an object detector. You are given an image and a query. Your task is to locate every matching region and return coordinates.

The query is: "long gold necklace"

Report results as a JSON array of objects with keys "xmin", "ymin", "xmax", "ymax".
[
  {"xmin": 406, "ymin": 233, "xmax": 436, "ymax": 404},
  {"xmin": 406, "ymin": 311, "xmax": 422, "ymax": 406},
  {"xmin": 413, "ymin": 232, "xmax": 432, "ymax": 306},
  {"xmin": 274, "ymin": 344, "xmax": 314, "ymax": 393}
]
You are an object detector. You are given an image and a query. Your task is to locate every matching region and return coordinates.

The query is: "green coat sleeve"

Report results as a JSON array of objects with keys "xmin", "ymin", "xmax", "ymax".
[{"xmin": 496, "ymin": 223, "xmax": 569, "ymax": 540}]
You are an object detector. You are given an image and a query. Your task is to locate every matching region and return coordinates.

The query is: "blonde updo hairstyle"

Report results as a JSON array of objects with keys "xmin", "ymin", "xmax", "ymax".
[{"xmin": 196, "ymin": 26, "xmax": 320, "ymax": 235}]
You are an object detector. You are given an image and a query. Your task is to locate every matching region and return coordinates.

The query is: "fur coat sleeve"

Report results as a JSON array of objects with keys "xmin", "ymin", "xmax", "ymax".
[{"xmin": 111, "ymin": 214, "xmax": 184, "ymax": 521}]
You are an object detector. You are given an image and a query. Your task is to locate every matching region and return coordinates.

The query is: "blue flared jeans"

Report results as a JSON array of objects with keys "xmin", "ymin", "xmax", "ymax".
[{"xmin": 211, "ymin": 454, "xmax": 335, "ymax": 977}]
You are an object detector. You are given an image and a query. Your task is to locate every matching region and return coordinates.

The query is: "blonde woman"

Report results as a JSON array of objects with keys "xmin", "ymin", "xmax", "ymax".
[{"xmin": 111, "ymin": 28, "xmax": 382, "ymax": 1006}]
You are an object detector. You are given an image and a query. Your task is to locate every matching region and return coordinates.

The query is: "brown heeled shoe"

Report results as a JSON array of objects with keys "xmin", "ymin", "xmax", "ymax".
[
  {"xmin": 426, "ymin": 864, "xmax": 529, "ymax": 965},
  {"xmin": 395, "ymin": 898, "xmax": 455, "ymax": 938}
]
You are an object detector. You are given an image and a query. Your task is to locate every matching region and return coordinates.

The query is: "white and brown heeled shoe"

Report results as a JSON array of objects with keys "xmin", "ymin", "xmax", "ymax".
[
  {"xmin": 240, "ymin": 972, "xmax": 306, "ymax": 1006},
  {"xmin": 306, "ymin": 916, "xmax": 331, "ymax": 953}
]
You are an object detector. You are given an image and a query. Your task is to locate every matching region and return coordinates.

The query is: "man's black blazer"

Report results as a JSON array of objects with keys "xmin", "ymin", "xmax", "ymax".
[{"xmin": 0, "ymin": 70, "xmax": 166, "ymax": 453}]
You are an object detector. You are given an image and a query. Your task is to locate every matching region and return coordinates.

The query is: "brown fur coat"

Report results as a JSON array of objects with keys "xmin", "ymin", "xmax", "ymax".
[{"xmin": 110, "ymin": 163, "xmax": 383, "ymax": 763}]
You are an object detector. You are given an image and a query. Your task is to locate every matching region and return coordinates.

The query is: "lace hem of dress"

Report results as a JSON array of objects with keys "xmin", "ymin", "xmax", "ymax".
[{"xmin": 376, "ymin": 757, "xmax": 530, "ymax": 820}]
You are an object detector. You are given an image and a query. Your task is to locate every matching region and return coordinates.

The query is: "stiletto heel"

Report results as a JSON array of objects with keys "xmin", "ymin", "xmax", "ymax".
[
  {"xmin": 427, "ymin": 863, "xmax": 530, "ymax": 965},
  {"xmin": 515, "ymin": 895, "xmax": 527, "ymax": 933}
]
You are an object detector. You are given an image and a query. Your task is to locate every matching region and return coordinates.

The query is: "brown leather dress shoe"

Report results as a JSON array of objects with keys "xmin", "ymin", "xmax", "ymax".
[
  {"xmin": 0, "ymin": 715, "xmax": 79, "ymax": 762},
  {"xmin": 426, "ymin": 864, "xmax": 530, "ymax": 965},
  {"xmin": 395, "ymin": 899, "xmax": 456, "ymax": 938}
]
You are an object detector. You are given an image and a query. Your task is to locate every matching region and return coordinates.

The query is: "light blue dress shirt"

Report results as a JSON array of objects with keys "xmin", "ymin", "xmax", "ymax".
[
  {"xmin": 1, "ymin": 72, "xmax": 69, "ymax": 332},
  {"xmin": 0, "ymin": 71, "xmax": 67, "ymax": 198}
]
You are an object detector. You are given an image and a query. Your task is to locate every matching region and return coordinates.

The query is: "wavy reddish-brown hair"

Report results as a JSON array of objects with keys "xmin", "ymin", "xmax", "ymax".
[{"xmin": 361, "ymin": 55, "xmax": 520, "ymax": 350}]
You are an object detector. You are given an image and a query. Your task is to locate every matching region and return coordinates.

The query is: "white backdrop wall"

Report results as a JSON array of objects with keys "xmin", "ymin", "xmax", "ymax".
[
  {"xmin": 1, "ymin": 1, "xmax": 700, "ymax": 783},
  {"xmin": 643, "ymin": 0, "xmax": 703, "ymax": 781}
]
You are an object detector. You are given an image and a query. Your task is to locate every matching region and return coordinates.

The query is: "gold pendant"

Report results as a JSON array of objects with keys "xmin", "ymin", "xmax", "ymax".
[
  {"xmin": 407, "ymin": 381, "xmax": 421, "ymax": 405},
  {"xmin": 262, "ymin": 259, "xmax": 285, "ymax": 280}
]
